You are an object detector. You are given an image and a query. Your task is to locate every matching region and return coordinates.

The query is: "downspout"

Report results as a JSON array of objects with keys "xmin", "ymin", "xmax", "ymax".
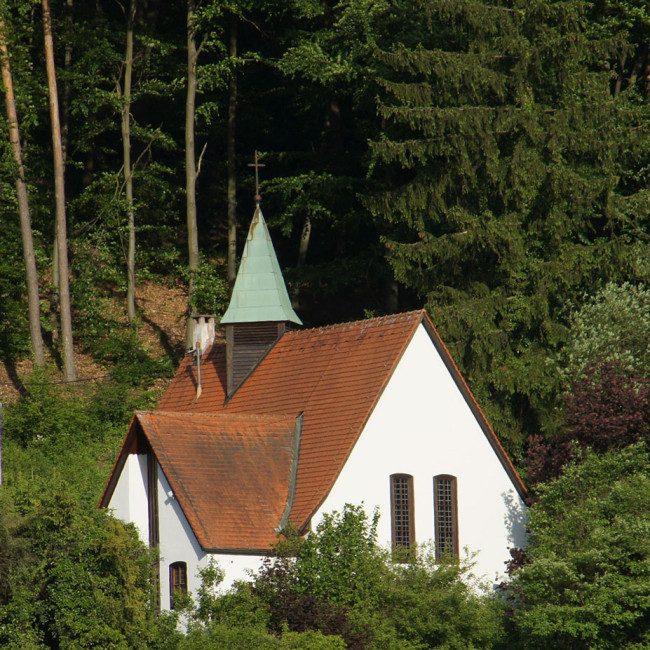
[{"xmin": 195, "ymin": 341, "xmax": 202, "ymax": 401}]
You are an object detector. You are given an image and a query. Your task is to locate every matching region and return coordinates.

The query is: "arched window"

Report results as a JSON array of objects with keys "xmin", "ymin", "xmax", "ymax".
[
  {"xmin": 390, "ymin": 474, "xmax": 414, "ymax": 552},
  {"xmin": 434, "ymin": 475, "xmax": 458, "ymax": 559},
  {"xmin": 169, "ymin": 561, "xmax": 188, "ymax": 609}
]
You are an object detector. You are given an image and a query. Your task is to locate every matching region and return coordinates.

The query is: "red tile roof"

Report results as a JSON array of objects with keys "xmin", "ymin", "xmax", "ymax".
[
  {"xmin": 105, "ymin": 310, "xmax": 527, "ymax": 552},
  {"xmin": 125, "ymin": 411, "xmax": 299, "ymax": 550}
]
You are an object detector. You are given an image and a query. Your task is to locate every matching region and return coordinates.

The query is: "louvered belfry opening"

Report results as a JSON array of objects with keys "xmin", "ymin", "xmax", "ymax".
[{"xmin": 226, "ymin": 321, "xmax": 286, "ymax": 396}]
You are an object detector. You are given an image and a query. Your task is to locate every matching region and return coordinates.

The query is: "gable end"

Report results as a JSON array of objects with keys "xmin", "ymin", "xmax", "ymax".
[
  {"xmin": 419, "ymin": 315, "xmax": 528, "ymax": 502},
  {"xmin": 99, "ymin": 415, "xmax": 150, "ymax": 508}
]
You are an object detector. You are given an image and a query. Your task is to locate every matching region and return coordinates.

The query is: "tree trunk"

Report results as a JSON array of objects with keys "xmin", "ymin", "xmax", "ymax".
[
  {"xmin": 0, "ymin": 19, "xmax": 45, "ymax": 367},
  {"xmin": 613, "ymin": 53, "xmax": 625, "ymax": 98},
  {"xmin": 297, "ymin": 215, "xmax": 311, "ymax": 267},
  {"xmin": 121, "ymin": 0, "xmax": 136, "ymax": 323},
  {"xmin": 61, "ymin": 0, "xmax": 72, "ymax": 163},
  {"xmin": 628, "ymin": 43, "xmax": 649, "ymax": 90},
  {"xmin": 185, "ymin": 0, "xmax": 200, "ymax": 348},
  {"xmin": 43, "ymin": 0, "xmax": 76, "ymax": 381},
  {"xmin": 51, "ymin": 0, "xmax": 72, "ymax": 342},
  {"xmin": 227, "ymin": 14, "xmax": 238, "ymax": 287},
  {"xmin": 385, "ymin": 280, "xmax": 399, "ymax": 313}
]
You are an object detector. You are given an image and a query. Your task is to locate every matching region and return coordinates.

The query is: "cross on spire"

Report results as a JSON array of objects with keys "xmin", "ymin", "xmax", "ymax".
[{"xmin": 248, "ymin": 151, "xmax": 265, "ymax": 205}]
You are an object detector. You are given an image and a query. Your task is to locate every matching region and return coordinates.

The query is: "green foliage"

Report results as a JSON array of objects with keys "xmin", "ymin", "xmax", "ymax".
[
  {"xmin": 179, "ymin": 624, "xmax": 345, "ymax": 649},
  {"xmin": 0, "ymin": 489, "xmax": 178, "ymax": 649},
  {"xmin": 3, "ymin": 369, "xmax": 92, "ymax": 447},
  {"xmin": 183, "ymin": 562, "xmax": 346, "ymax": 648},
  {"xmin": 251, "ymin": 0, "xmax": 398, "ymax": 323},
  {"xmin": 560, "ymin": 282, "xmax": 650, "ymax": 381},
  {"xmin": 3, "ymin": 348, "xmax": 166, "ymax": 450},
  {"xmin": 3, "ymin": 0, "xmax": 650, "ymax": 643},
  {"xmin": 98, "ymin": 330, "xmax": 175, "ymax": 389},
  {"xmin": 292, "ymin": 505, "xmax": 383, "ymax": 609},
  {"xmin": 0, "ymin": 216, "xmax": 32, "ymax": 363},
  {"xmin": 1, "ymin": 358, "xmax": 169, "ymax": 511},
  {"xmin": 248, "ymin": 504, "xmax": 503, "ymax": 649},
  {"xmin": 509, "ymin": 444, "xmax": 650, "ymax": 648},
  {"xmin": 187, "ymin": 260, "xmax": 229, "ymax": 316},
  {"xmin": 192, "ymin": 580, "xmax": 270, "ymax": 632},
  {"xmin": 368, "ymin": 551, "xmax": 505, "ymax": 649}
]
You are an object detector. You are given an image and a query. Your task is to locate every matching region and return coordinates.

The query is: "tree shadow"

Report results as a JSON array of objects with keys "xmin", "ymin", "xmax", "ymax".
[
  {"xmin": 42, "ymin": 328, "xmax": 63, "ymax": 373},
  {"xmin": 2, "ymin": 359, "xmax": 26, "ymax": 397},
  {"xmin": 139, "ymin": 312, "xmax": 185, "ymax": 365},
  {"xmin": 502, "ymin": 489, "xmax": 528, "ymax": 548}
]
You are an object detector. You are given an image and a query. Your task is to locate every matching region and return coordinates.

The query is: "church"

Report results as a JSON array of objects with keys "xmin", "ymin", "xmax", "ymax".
[{"xmin": 100, "ymin": 204, "xmax": 528, "ymax": 611}]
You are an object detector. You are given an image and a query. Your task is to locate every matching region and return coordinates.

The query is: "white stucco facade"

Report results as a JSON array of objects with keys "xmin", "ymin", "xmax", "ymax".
[
  {"xmin": 109, "ymin": 457, "xmax": 266, "ymax": 610},
  {"xmin": 313, "ymin": 323, "xmax": 527, "ymax": 584}
]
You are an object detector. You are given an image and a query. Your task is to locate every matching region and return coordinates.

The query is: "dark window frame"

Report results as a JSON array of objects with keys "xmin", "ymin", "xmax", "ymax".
[
  {"xmin": 390, "ymin": 473, "xmax": 415, "ymax": 553},
  {"xmin": 434, "ymin": 474, "xmax": 459, "ymax": 559},
  {"xmin": 169, "ymin": 561, "xmax": 188, "ymax": 610}
]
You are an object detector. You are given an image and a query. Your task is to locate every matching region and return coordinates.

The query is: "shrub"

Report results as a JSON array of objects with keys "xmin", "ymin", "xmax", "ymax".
[
  {"xmin": 526, "ymin": 361, "xmax": 650, "ymax": 484},
  {"xmin": 509, "ymin": 444, "xmax": 650, "ymax": 649}
]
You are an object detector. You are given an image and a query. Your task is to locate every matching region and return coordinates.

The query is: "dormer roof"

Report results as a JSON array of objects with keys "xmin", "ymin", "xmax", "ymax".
[{"xmin": 221, "ymin": 207, "xmax": 301, "ymax": 325}]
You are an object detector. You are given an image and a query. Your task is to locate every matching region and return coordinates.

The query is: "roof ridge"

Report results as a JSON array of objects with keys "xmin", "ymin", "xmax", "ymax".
[
  {"xmin": 147, "ymin": 410, "xmax": 297, "ymax": 421},
  {"xmin": 286, "ymin": 309, "xmax": 426, "ymax": 337},
  {"xmin": 180, "ymin": 311, "xmax": 426, "ymax": 346}
]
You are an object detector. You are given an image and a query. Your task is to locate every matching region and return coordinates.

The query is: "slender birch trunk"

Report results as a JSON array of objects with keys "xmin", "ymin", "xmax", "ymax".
[
  {"xmin": 297, "ymin": 215, "xmax": 311, "ymax": 267},
  {"xmin": 185, "ymin": 0, "xmax": 200, "ymax": 347},
  {"xmin": 61, "ymin": 0, "xmax": 72, "ymax": 163},
  {"xmin": 0, "ymin": 18, "xmax": 45, "ymax": 367},
  {"xmin": 43, "ymin": 0, "xmax": 76, "ymax": 381},
  {"xmin": 121, "ymin": 0, "xmax": 136, "ymax": 323},
  {"xmin": 227, "ymin": 14, "xmax": 238, "ymax": 286}
]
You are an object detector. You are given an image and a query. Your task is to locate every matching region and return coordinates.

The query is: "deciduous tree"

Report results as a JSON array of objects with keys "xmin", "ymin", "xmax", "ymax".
[
  {"xmin": 43, "ymin": 0, "xmax": 76, "ymax": 381},
  {"xmin": 0, "ymin": 15, "xmax": 45, "ymax": 367},
  {"xmin": 509, "ymin": 444, "xmax": 650, "ymax": 648},
  {"xmin": 526, "ymin": 361, "xmax": 650, "ymax": 483}
]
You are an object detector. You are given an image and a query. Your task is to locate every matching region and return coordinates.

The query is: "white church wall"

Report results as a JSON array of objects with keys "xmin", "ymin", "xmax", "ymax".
[
  {"xmin": 156, "ymin": 467, "xmax": 265, "ymax": 610},
  {"xmin": 204, "ymin": 552, "xmax": 266, "ymax": 593},
  {"xmin": 313, "ymin": 323, "xmax": 527, "ymax": 585},
  {"xmin": 108, "ymin": 454, "xmax": 149, "ymax": 543}
]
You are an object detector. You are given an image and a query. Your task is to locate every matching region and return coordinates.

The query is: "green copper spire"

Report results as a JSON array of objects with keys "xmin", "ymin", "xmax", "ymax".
[{"xmin": 221, "ymin": 207, "xmax": 302, "ymax": 325}]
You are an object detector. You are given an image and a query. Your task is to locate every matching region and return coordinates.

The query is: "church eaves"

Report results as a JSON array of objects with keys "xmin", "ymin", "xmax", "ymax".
[{"xmin": 221, "ymin": 207, "xmax": 302, "ymax": 325}]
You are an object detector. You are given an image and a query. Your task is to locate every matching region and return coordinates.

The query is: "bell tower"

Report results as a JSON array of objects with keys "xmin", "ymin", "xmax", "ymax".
[{"xmin": 220, "ymin": 168, "xmax": 301, "ymax": 396}]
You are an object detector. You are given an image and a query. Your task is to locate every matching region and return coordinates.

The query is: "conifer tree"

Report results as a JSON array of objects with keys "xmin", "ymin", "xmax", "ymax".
[{"xmin": 368, "ymin": 0, "xmax": 650, "ymax": 448}]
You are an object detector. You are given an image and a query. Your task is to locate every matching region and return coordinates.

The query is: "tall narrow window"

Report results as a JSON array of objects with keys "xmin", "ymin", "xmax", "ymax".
[
  {"xmin": 169, "ymin": 561, "xmax": 187, "ymax": 609},
  {"xmin": 434, "ymin": 475, "xmax": 458, "ymax": 559},
  {"xmin": 390, "ymin": 474, "xmax": 415, "ymax": 552}
]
